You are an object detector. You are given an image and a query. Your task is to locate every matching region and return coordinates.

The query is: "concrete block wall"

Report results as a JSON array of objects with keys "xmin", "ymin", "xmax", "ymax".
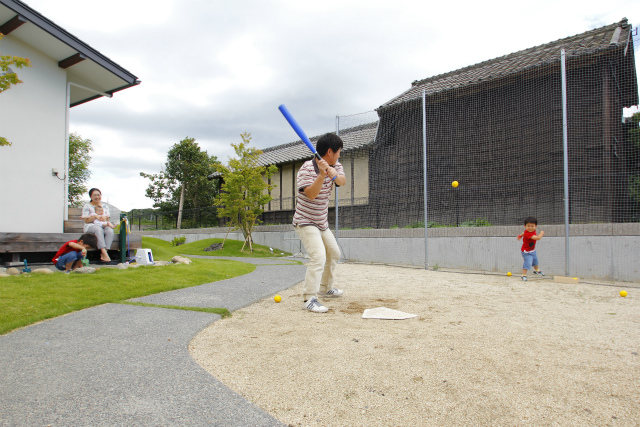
[{"xmin": 140, "ymin": 223, "xmax": 640, "ymax": 283}]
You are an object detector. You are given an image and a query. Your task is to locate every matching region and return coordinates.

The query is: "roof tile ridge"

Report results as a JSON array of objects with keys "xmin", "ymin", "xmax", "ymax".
[{"xmin": 410, "ymin": 18, "xmax": 628, "ymax": 88}]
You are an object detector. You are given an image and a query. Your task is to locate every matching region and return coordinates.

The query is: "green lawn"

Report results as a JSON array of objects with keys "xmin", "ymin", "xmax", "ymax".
[
  {"xmin": 173, "ymin": 237, "xmax": 291, "ymax": 258},
  {"xmin": 0, "ymin": 236, "xmax": 290, "ymax": 335}
]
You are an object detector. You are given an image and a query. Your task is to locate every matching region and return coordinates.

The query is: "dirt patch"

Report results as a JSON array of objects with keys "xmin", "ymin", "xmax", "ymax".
[
  {"xmin": 191, "ymin": 263, "xmax": 640, "ymax": 427},
  {"xmin": 340, "ymin": 298, "xmax": 398, "ymax": 314}
]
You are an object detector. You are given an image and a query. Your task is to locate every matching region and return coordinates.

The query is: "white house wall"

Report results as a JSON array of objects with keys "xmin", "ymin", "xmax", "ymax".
[
  {"xmin": 269, "ymin": 169, "xmax": 281, "ymax": 210},
  {"xmin": 281, "ymin": 163, "xmax": 295, "ymax": 211},
  {"xmin": 0, "ymin": 35, "xmax": 68, "ymax": 233},
  {"xmin": 353, "ymin": 153, "xmax": 369, "ymax": 205},
  {"xmin": 336, "ymin": 153, "xmax": 352, "ymax": 204}
]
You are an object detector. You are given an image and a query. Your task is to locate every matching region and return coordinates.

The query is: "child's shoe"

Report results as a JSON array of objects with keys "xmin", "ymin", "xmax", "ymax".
[
  {"xmin": 521, "ymin": 276, "xmax": 527, "ymax": 281},
  {"xmin": 533, "ymin": 270, "xmax": 545, "ymax": 276}
]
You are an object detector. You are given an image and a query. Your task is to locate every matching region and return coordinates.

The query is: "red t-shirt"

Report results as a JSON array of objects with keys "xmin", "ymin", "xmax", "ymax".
[
  {"xmin": 521, "ymin": 230, "xmax": 537, "ymax": 252},
  {"xmin": 52, "ymin": 240, "xmax": 80, "ymax": 264}
]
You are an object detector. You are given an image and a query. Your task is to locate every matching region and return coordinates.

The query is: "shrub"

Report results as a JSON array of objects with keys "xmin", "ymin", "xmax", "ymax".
[
  {"xmin": 171, "ymin": 236, "xmax": 187, "ymax": 246},
  {"xmin": 460, "ymin": 218, "xmax": 492, "ymax": 227}
]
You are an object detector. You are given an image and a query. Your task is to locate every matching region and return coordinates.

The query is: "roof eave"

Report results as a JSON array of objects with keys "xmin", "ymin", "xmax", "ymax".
[
  {"xmin": 70, "ymin": 80, "xmax": 141, "ymax": 107},
  {"xmin": 0, "ymin": 0, "xmax": 138, "ymax": 85}
]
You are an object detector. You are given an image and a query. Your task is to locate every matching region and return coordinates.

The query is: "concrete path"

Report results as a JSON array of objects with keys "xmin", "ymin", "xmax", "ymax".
[{"xmin": 0, "ymin": 257, "xmax": 306, "ymax": 427}]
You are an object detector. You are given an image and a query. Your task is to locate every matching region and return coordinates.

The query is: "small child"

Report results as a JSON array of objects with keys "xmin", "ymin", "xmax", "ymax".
[
  {"xmin": 516, "ymin": 216, "xmax": 545, "ymax": 281},
  {"xmin": 52, "ymin": 233, "xmax": 98, "ymax": 272},
  {"xmin": 93, "ymin": 205, "xmax": 115, "ymax": 229}
]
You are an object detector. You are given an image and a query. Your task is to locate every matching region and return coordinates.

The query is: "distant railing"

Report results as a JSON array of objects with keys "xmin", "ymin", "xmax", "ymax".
[{"xmin": 127, "ymin": 206, "xmax": 221, "ymax": 231}]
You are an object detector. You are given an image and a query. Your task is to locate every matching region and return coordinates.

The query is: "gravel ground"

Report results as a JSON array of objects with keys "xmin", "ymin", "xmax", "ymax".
[{"xmin": 191, "ymin": 263, "xmax": 640, "ymax": 427}]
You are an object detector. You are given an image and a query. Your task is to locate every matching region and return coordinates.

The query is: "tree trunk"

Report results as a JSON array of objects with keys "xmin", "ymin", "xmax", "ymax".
[
  {"xmin": 177, "ymin": 183, "xmax": 186, "ymax": 229},
  {"xmin": 221, "ymin": 222, "xmax": 233, "ymax": 248},
  {"xmin": 240, "ymin": 217, "xmax": 257, "ymax": 252}
]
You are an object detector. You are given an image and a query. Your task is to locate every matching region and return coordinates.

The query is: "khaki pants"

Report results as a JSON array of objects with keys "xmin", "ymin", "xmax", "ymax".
[{"xmin": 295, "ymin": 225, "xmax": 341, "ymax": 300}]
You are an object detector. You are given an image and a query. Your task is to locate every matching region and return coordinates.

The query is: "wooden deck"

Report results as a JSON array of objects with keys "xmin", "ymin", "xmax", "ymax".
[
  {"xmin": 0, "ymin": 232, "xmax": 142, "ymax": 264},
  {"xmin": 0, "ymin": 207, "xmax": 142, "ymax": 265}
]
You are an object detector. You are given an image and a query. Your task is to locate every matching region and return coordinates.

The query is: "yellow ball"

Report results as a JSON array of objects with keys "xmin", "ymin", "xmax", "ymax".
[
  {"xmin": 620, "ymin": 290, "xmax": 627, "ymax": 298},
  {"xmin": 507, "ymin": 272, "xmax": 512, "ymax": 276},
  {"xmin": 274, "ymin": 295, "xmax": 282, "ymax": 303},
  {"xmin": 452, "ymin": 180, "xmax": 459, "ymax": 188}
]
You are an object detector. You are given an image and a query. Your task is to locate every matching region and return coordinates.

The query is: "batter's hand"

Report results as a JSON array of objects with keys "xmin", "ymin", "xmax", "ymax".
[
  {"xmin": 326, "ymin": 167, "xmax": 338, "ymax": 180},
  {"xmin": 317, "ymin": 159, "xmax": 330, "ymax": 177}
]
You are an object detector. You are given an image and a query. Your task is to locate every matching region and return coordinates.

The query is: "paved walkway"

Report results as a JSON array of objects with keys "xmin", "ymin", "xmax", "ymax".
[{"xmin": 0, "ymin": 257, "xmax": 307, "ymax": 427}]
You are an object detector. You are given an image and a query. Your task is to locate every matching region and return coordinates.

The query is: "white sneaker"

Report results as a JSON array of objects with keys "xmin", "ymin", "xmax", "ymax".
[
  {"xmin": 303, "ymin": 297, "xmax": 328, "ymax": 313},
  {"xmin": 319, "ymin": 288, "xmax": 343, "ymax": 297}
]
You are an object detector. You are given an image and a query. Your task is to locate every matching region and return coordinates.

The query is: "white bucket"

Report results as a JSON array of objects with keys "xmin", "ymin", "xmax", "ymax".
[{"xmin": 135, "ymin": 248, "xmax": 155, "ymax": 265}]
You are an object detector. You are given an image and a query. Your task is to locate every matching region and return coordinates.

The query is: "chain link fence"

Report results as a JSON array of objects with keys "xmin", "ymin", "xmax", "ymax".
[{"xmin": 133, "ymin": 21, "xmax": 639, "ymax": 280}]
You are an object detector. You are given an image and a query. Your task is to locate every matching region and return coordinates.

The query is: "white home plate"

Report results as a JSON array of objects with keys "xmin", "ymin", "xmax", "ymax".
[{"xmin": 362, "ymin": 307, "xmax": 417, "ymax": 320}]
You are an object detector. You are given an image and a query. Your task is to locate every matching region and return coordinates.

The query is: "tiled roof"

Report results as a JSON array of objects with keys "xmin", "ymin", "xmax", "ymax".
[
  {"xmin": 381, "ymin": 18, "xmax": 634, "ymax": 109},
  {"xmin": 258, "ymin": 121, "xmax": 379, "ymax": 166}
]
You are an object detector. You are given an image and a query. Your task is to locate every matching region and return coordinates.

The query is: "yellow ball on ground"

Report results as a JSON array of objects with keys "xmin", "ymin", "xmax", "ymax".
[
  {"xmin": 620, "ymin": 290, "xmax": 627, "ymax": 297},
  {"xmin": 452, "ymin": 180, "xmax": 459, "ymax": 188},
  {"xmin": 507, "ymin": 272, "xmax": 512, "ymax": 276},
  {"xmin": 274, "ymin": 295, "xmax": 282, "ymax": 303}
]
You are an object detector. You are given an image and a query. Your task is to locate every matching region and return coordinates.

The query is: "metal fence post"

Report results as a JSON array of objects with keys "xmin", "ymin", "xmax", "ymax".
[
  {"xmin": 422, "ymin": 89, "xmax": 428, "ymax": 269},
  {"xmin": 561, "ymin": 49, "xmax": 570, "ymax": 276},
  {"xmin": 119, "ymin": 212, "xmax": 127, "ymax": 263}
]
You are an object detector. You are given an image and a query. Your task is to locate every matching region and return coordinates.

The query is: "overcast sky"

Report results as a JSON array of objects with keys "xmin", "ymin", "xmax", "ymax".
[{"xmin": 20, "ymin": 0, "xmax": 640, "ymax": 211}]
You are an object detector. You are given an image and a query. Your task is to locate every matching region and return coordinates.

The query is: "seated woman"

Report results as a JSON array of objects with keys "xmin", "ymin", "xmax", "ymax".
[{"xmin": 81, "ymin": 188, "xmax": 114, "ymax": 262}]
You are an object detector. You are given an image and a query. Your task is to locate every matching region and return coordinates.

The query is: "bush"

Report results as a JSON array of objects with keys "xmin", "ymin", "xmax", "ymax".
[
  {"xmin": 460, "ymin": 218, "xmax": 492, "ymax": 227},
  {"xmin": 427, "ymin": 221, "xmax": 448, "ymax": 228},
  {"xmin": 171, "ymin": 236, "xmax": 187, "ymax": 246}
]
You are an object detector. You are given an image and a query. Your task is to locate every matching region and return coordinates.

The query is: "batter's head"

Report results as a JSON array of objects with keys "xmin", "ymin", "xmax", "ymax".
[{"xmin": 316, "ymin": 133, "xmax": 343, "ymax": 157}]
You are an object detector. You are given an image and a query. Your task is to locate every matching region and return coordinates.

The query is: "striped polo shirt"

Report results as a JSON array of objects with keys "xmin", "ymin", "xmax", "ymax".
[{"xmin": 293, "ymin": 159, "xmax": 344, "ymax": 231}]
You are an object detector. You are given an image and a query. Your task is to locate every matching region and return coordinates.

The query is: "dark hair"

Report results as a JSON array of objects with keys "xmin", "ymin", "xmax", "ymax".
[
  {"xmin": 524, "ymin": 216, "xmax": 538, "ymax": 226},
  {"xmin": 316, "ymin": 133, "xmax": 343, "ymax": 157},
  {"xmin": 89, "ymin": 188, "xmax": 101, "ymax": 198},
  {"xmin": 78, "ymin": 233, "xmax": 98, "ymax": 249}
]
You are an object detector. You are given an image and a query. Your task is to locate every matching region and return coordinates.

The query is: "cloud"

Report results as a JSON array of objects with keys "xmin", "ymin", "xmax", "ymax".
[{"xmin": 19, "ymin": 0, "xmax": 640, "ymax": 210}]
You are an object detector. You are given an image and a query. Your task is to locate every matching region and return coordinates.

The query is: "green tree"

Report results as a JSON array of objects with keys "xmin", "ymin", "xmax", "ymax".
[
  {"xmin": 1, "ymin": 33, "xmax": 32, "ymax": 147},
  {"xmin": 140, "ymin": 137, "xmax": 220, "ymax": 229},
  {"xmin": 68, "ymin": 132, "xmax": 93, "ymax": 206},
  {"xmin": 215, "ymin": 132, "xmax": 277, "ymax": 251}
]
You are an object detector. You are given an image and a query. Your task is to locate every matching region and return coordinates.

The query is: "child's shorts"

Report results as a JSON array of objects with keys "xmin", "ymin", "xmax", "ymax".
[
  {"xmin": 55, "ymin": 251, "xmax": 82, "ymax": 270},
  {"xmin": 521, "ymin": 250, "xmax": 538, "ymax": 270}
]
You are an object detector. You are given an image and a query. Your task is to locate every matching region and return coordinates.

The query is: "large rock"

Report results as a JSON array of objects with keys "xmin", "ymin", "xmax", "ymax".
[
  {"xmin": 171, "ymin": 256, "xmax": 192, "ymax": 265},
  {"xmin": 6, "ymin": 267, "xmax": 20, "ymax": 275},
  {"xmin": 204, "ymin": 243, "xmax": 223, "ymax": 251},
  {"xmin": 32, "ymin": 268, "xmax": 54, "ymax": 274}
]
